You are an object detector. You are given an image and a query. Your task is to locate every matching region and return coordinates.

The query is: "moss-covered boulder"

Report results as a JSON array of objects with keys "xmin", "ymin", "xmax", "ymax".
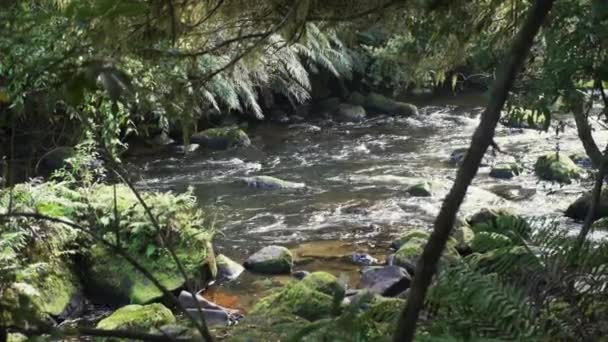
[
  {"xmin": 250, "ymin": 281, "xmax": 337, "ymax": 321},
  {"xmin": 0, "ymin": 282, "xmax": 52, "ymax": 328},
  {"xmin": 501, "ymin": 107, "xmax": 546, "ymax": 129},
  {"xmin": 244, "ymin": 245, "xmax": 293, "ymax": 274},
  {"xmin": 534, "ymin": 153, "xmax": 581, "ymax": 184},
  {"xmin": 301, "ymin": 272, "xmax": 343, "ymax": 297},
  {"xmin": 190, "ymin": 126, "xmax": 251, "ymax": 150},
  {"xmin": 566, "ymin": 188, "xmax": 608, "ymax": 221},
  {"xmin": 392, "ymin": 230, "xmax": 460, "ymax": 272},
  {"xmin": 335, "ymin": 103, "xmax": 366, "ymax": 122},
  {"xmin": 84, "ymin": 186, "xmax": 215, "ymax": 304},
  {"xmin": 216, "ymin": 254, "xmax": 245, "ymax": 281},
  {"xmin": 15, "ymin": 261, "xmax": 82, "ymax": 318},
  {"xmin": 366, "ymin": 92, "xmax": 418, "ymax": 116},
  {"xmin": 347, "ymin": 91, "xmax": 365, "ymax": 106},
  {"xmin": 489, "ymin": 163, "xmax": 523, "ymax": 179},
  {"xmin": 96, "ymin": 303, "xmax": 175, "ymax": 331}
]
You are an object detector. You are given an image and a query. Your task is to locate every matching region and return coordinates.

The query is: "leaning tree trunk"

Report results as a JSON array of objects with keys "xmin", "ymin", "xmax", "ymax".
[
  {"xmin": 576, "ymin": 148, "xmax": 608, "ymax": 247},
  {"xmin": 392, "ymin": 1, "xmax": 555, "ymax": 341},
  {"xmin": 572, "ymin": 107, "xmax": 603, "ymax": 168}
]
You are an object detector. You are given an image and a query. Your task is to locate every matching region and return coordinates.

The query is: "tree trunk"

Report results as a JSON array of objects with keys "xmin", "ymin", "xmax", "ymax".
[
  {"xmin": 392, "ymin": 1, "xmax": 555, "ymax": 341},
  {"xmin": 576, "ymin": 150, "xmax": 608, "ymax": 247},
  {"xmin": 572, "ymin": 108, "xmax": 603, "ymax": 168}
]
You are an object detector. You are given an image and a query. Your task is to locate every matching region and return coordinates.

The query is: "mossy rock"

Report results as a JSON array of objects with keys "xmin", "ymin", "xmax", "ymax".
[
  {"xmin": 96, "ymin": 303, "xmax": 175, "ymax": 331},
  {"xmin": 216, "ymin": 254, "xmax": 244, "ymax": 281},
  {"xmin": 501, "ymin": 107, "xmax": 546, "ymax": 129},
  {"xmin": 85, "ymin": 243, "xmax": 212, "ymax": 304},
  {"xmin": 592, "ymin": 217, "xmax": 608, "ymax": 231},
  {"xmin": 226, "ymin": 313, "xmax": 309, "ymax": 341},
  {"xmin": 6, "ymin": 333, "xmax": 28, "ymax": 342},
  {"xmin": 190, "ymin": 126, "xmax": 251, "ymax": 150},
  {"xmin": 534, "ymin": 153, "xmax": 581, "ymax": 184},
  {"xmin": 300, "ymin": 271, "xmax": 344, "ymax": 297},
  {"xmin": 0, "ymin": 282, "xmax": 51, "ymax": 328},
  {"xmin": 335, "ymin": 103, "xmax": 366, "ymax": 122},
  {"xmin": 366, "ymin": 92, "xmax": 418, "ymax": 116},
  {"xmin": 566, "ymin": 188, "xmax": 608, "ymax": 221},
  {"xmin": 392, "ymin": 230, "xmax": 460, "ymax": 270},
  {"xmin": 244, "ymin": 245, "xmax": 293, "ymax": 274},
  {"xmin": 489, "ymin": 163, "xmax": 522, "ymax": 179},
  {"xmin": 15, "ymin": 260, "xmax": 81, "ymax": 317},
  {"xmin": 391, "ymin": 229, "xmax": 430, "ymax": 250},
  {"xmin": 406, "ymin": 182, "xmax": 432, "ymax": 197},
  {"xmin": 250, "ymin": 281, "xmax": 336, "ymax": 321},
  {"xmin": 347, "ymin": 91, "xmax": 365, "ymax": 106}
]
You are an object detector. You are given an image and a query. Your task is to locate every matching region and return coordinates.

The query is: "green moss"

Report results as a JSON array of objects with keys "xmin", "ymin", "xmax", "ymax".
[
  {"xmin": 96, "ymin": 303, "xmax": 175, "ymax": 331},
  {"xmin": 251, "ymin": 281, "xmax": 335, "ymax": 321},
  {"xmin": 406, "ymin": 182, "xmax": 432, "ymax": 197},
  {"xmin": 534, "ymin": 153, "xmax": 581, "ymax": 184},
  {"xmin": 15, "ymin": 261, "xmax": 79, "ymax": 316},
  {"xmin": 86, "ymin": 244, "xmax": 203, "ymax": 304},
  {"xmin": 301, "ymin": 271, "xmax": 341, "ymax": 296},
  {"xmin": 0, "ymin": 282, "xmax": 50, "ymax": 328},
  {"xmin": 393, "ymin": 230, "xmax": 460, "ymax": 266},
  {"xmin": 362, "ymin": 297, "xmax": 405, "ymax": 324},
  {"xmin": 6, "ymin": 333, "xmax": 28, "ymax": 342},
  {"xmin": 392, "ymin": 229, "xmax": 430, "ymax": 249}
]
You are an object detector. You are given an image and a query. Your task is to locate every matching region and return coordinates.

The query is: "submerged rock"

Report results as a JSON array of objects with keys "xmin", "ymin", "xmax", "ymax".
[
  {"xmin": 489, "ymin": 184, "xmax": 536, "ymax": 201},
  {"xmin": 288, "ymin": 123, "xmax": 321, "ymax": 132},
  {"xmin": 366, "ymin": 92, "xmax": 418, "ymax": 116},
  {"xmin": 359, "ymin": 265, "xmax": 411, "ymax": 297},
  {"xmin": 351, "ymin": 253, "xmax": 378, "ymax": 266},
  {"xmin": 216, "ymin": 254, "xmax": 245, "ymax": 281},
  {"xmin": 96, "ymin": 303, "xmax": 175, "ymax": 331},
  {"xmin": 190, "ymin": 126, "xmax": 251, "ymax": 150},
  {"xmin": 335, "ymin": 103, "xmax": 366, "ymax": 122},
  {"xmin": 569, "ymin": 152, "xmax": 594, "ymax": 169},
  {"xmin": 489, "ymin": 163, "xmax": 522, "ymax": 179},
  {"xmin": 244, "ymin": 245, "xmax": 293, "ymax": 274},
  {"xmin": 534, "ymin": 153, "xmax": 581, "ymax": 184},
  {"xmin": 241, "ymin": 175, "xmax": 306, "ymax": 190},
  {"xmin": 566, "ymin": 189, "xmax": 608, "ymax": 221}
]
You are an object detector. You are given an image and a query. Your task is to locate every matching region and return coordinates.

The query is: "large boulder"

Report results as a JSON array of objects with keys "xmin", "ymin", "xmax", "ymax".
[
  {"xmin": 366, "ymin": 92, "xmax": 418, "ymax": 116},
  {"xmin": 347, "ymin": 91, "xmax": 365, "ymax": 106},
  {"xmin": 96, "ymin": 303, "xmax": 175, "ymax": 331},
  {"xmin": 566, "ymin": 189, "xmax": 608, "ymax": 221},
  {"xmin": 250, "ymin": 280, "xmax": 339, "ymax": 321},
  {"xmin": 534, "ymin": 153, "xmax": 581, "ymax": 184},
  {"xmin": 15, "ymin": 261, "xmax": 82, "ymax": 319},
  {"xmin": 244, "ymin": 245, "xmax": 293, "ymax": 274},
  {"xmin": 216, "ymin": 254, "xmax": 245, "ymax": 281},
  {"xmin": 335, "ymin": 103, "xmax": 366, "ymax": 122},
  {"xmin": 84, "ymin": 185, "xmax": 216, "ymax": 304},
  {"xmin": 241, "ymin": 175, "xmax": 305, "ymax": 190},
  {"xmin": 359, "ymin": 266, "xmax": 411, "ymax": 296},
  {"xmin": 300, "ymin": 272, "xmax": 344, "ymax": 297},
  {"xmin": 190, "ymin": 126, "xmax": 251, "ymax": 150}
]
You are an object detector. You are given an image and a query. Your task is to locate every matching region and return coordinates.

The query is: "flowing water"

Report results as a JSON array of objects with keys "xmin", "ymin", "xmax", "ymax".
[{"xmin": 130, "ymin": 93, "xmax": 608, "ymax": 310}]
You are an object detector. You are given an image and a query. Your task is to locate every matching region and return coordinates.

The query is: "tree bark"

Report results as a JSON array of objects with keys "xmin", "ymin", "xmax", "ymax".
[
  {"xmin": 392, "ymin": 1, "xmax": 555, "ymax": 341},
  {"xmin": 573, "ymin": 108, "xmax": 603, "ymax": 168},
  {"xmin": 576, "ymin": 149, "xmax": 608, "ymax": 247}
]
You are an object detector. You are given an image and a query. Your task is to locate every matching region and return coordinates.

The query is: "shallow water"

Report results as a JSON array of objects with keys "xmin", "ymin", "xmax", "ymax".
[{"xmin": 129, "ymin": 93, "xmax": 608, "ymax": 309}]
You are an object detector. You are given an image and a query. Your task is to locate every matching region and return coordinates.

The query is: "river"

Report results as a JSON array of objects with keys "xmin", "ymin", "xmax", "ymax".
[{"xmin": 129, "ymin": 92, "xmax": 607, "ymax": 310}]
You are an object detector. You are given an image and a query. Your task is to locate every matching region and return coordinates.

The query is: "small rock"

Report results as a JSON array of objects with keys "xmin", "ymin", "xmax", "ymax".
[
  {"xmin": 569, "ymin": 152, "xmax": 594, "ymax": 169},
  {"xmin": 244, "ymin": 245, "xmax": 293, "ymax": 274},
  {"xmin": 186, "ymin": 308, "xmax": 230, "ymax": 326},
  {"xmin": 489, "ymin": 163, "xmax": 522, "ymax": 179},
  {"xmin": 216, "ymin": 254, "xmax": 245, "ymax": 281},
  {"xmin": 406, "ymin": 182, "xmax": 432, "ymax": 197},
  {"xmin": 359, "ymin": 265, "xmax": 411, "ymax": 297},
  {"xmin": 172, "ymin": 144, "xmax": 200, "ymax": 154},
  {"xmin": 488, "ymin": 184, "xmax": 536, "ymax": 201},
  {"xmin": 351, "ymin": 253, "xmax": 378, "ymax": 266},
  {"xmin": 449, "ymin": 148, "xmax": 468, "ymax": 165},
  {"xmin": 241, "ymin": 175, "xmax": 305, "ymax": 190},
  {"xmin": 292, "ymin": 270, "xmax": 311, "ymax": 280}
]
